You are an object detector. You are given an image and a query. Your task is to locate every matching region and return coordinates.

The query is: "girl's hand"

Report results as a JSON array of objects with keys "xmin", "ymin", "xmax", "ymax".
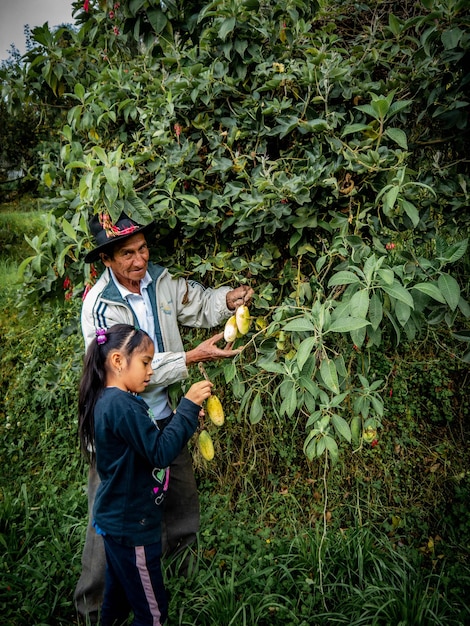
[{"xmin": 185, "ymin": 380, "xmax": 213, "ymax": 406}]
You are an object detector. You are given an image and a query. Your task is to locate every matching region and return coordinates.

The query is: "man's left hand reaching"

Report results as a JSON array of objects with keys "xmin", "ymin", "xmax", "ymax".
[{"xmin": 185, "ymin": 332, "xmax": 243, "ymax": 365}]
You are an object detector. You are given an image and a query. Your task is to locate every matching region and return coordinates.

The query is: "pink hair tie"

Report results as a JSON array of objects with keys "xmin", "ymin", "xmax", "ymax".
[{"xmin": 96, "ymin": 328, "xmax": 107, "ymax": 345}]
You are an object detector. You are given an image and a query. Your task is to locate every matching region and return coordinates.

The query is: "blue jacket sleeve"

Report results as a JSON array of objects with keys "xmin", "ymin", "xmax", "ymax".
[{"xmin": 116, "ymin": 396, "xmax": 199, "ymax": 468}]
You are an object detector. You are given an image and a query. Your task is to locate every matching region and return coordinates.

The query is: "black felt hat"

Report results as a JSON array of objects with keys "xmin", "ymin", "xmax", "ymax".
[{"xmin": 84, "ymin": 213, "xmax": 155, "ymax": 263}]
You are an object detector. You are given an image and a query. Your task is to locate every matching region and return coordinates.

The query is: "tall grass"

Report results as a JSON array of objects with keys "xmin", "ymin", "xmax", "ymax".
[
  {"xmin": 0, "ymin": 257, "xmax": 21, "ymax": 288},
  {"xmin": 166, "ymin": 519, "xmax": 469, "ymax": 626}
]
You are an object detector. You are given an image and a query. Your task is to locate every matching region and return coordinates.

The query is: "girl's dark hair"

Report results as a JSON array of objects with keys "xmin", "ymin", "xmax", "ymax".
[{"xmin": 78, "ymin": 324, "xmax": 152, "ymax": 462}]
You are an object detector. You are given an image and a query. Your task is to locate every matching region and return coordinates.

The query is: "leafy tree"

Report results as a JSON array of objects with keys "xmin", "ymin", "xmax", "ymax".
[{"xmin": 2, "ymin": 0, "xmax": 469, "ymax": 462}]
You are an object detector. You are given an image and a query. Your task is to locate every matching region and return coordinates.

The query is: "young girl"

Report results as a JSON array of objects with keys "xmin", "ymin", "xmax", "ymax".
[{"xmin": 78, "ymin": 323, "xmax": 212, "ymax": 626}]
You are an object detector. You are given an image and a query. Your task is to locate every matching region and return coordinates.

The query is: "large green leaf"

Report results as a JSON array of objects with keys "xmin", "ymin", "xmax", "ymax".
[
  {"xmin": 331, "ymin": 414, "xmax": 351, "ymax": 442},
  {"xmin": 218, "ymin": 16, "xmax": 236, "ymax": 40},
  {"xmin": 381, "ymin": 281, "xmax": 414, "ymax": 308},
  {"xmin": 249, "ymin": 392, "xmax": 264, "ymax": 424},
  {"xmin": 328, "ymin": 317, "xmax": 370, "ymax": 333},
  {"xmin": 385, "ymin": 128, "xmax": 408, "ymax": 150},
  {"xmin": 369, "ymin": 293, "xmax": 383, "ymax": 330},
  {"xmin": 412, "ymin": 282, "xmax": 446, "ymax": 304},
  {"xmin": 282, "ymin": 318, "xmax": 316, "ymax": 332},
  {"xmin": 320, "ymin": 357, "xmax": 339, "ymax": 394},
  {"xmin": 349, "ymin": 289, "xmax": 369, "ymax": 319},
  {"xmin": 438, "ymin": 273, "xmax": 461, "ymax": 311},
  {"xmin": 297, "ymin": 336, "xmax": 317, "ymax": 371},
  {"xmin": 328, "ymin": 271, "xmax": 361, "ymax": 287}
]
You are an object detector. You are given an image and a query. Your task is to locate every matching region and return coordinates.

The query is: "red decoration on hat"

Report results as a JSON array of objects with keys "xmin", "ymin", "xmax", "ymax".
[{"xmin": 99, "ymin": 213, "xmax": 139, "ymax": 239}]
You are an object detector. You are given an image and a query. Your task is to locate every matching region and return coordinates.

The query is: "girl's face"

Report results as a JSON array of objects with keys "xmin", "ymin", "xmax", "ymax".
[{"xmin": 117, "ymin": 340, "xmax": 155, "ymax": 394}]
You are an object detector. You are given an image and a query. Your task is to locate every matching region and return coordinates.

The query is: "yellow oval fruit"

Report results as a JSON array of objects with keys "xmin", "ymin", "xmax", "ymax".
[
  {"xmin": 224, "ymin": 315, "xmax": 238, "ymax": 342},
  {"xmin": 206, "ymin": 395, "xmax": 224, "ymax": 426},
  {"xmin": 235, "ymin": 305, "xmax": 250, "ymax": 335},
  {"xmin": 198, "ymin": 430, "xmax": 215, "ymax": 461}
]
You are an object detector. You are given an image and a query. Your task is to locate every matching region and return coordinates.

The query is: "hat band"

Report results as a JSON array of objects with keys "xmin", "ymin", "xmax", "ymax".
[{"xmin": 100, "ymin": 213, "xmax": 140, "ymax": 239}]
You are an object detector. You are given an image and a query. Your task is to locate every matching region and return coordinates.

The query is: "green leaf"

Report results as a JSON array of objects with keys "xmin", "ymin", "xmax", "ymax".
[
  {"xmin": 93, "ymin": 146, "xmax": 108, "ymax": 165},
  {"xmin": 331, "ymin": 414, "xmax": 351, "ymax": 442},
  {"xmin": 437, "ymin": 239, "xmax": 467, "ymax": 264},
  {"xmin": 129, "ymin": 0, "xmax": 145, "ymax": 14},
  {"xmin": 320, "ymin": 357, "xmax": 339, "ymax": 394},
  {"xmin": 249, "ymin": 392, "xmax": 264, "ymax": 424},
  {"xmin": 147, "ymin": 8, "xmax": 168, "ymax": 34},
  {"xmin": 458, "ymin": 297, "xmax": 470, "ymax": 317},
  {"xmin": 327, "ymin": 271, "xmax": 361, "ymax": 287},
  {"xmin": 282, "ymin": 318, "xmax": 316, "ymax": 332},
  {"xmin": 258, "ymin": 360, "xmax": 285, "ymax": 374},
  {"xmin": 388, "ymin": 14, "xmax": 401, "ymax": 36},
  {"xmin": 103, "ymin": 166, "xmax": 119, "ymax": 186},
  {"xmin": 438, "ymin": 273, "xmax": 460, "ymax": 311},
  {"xmin": 350, "ymin": 325, "xmax": 367, "ymax": 349},
  {"xmin": 301, "ymin": 118, "xmax": 329, "ymax": 133},
  {"xmin": 341, "ymin": 123, "xmax": 371, "ymax": 136},
  {"xmin": 370, "ymin": 396, "xmax": 384, "ymax": 417},
  {"xmin": 369, "ymin": 293, "xmax": 383, "ymax": 330},
  {"xmin": 385, "ymin": 127, "xmax": 408, "ymax": 149},
  {"xmin": 382, "ymin": 281, "xmax": 414, "ymax": 308},
  {"xmin": 303, "ymin": 431, "xmax": 317, "ymax": 461},
  {"xmin": 328, "ymin": 317, "xmax": 370, "ymax": 333},
  {"xmin": 355, "ymin": 103, "xmax": 379, "ymax": 121},
  {"xmin": 329, "ymin": 391, "xmax": 349, "ymax": 408},
  {"xmin": 74, "ymin": 83, "xmax": 85, "ymax": 100},
  {"xmin": 281, "ymin": 386, "xmax": 297, "ymax": 418},
  {"xmin": 299, "ymin": 376, "xmax": 320, "ymax": 398},
  {"xmin": 452, "ymin": 330, "xmax": 470, "ymax": 343},
  {"xmin": 378, "ymin": 268, "xmax": 394, "ymax": 285},
  {"xmin": 297, "ymin": 336, "xmax": 317, "ymax": 371},
  {"xmin": 382, "ymin": 186, "xmax": 399, "ymax": 215},
  {"xmin": 441, "ymin": 27, "xmax": 463, "ymax": 50},
  {"xmin": 395, "ymin": 300, "xmax": 411, "ymax": 327},
  {"xmin": 218, "ymin": 16, "xmax": 236, "ymax": 41},
  {"xmin": 175, "ymin": 193, "xmax": 200, "ymax": 206},
  {"xmin": 324, "ymin": 436, "xmax": 339, "ymax": 464},
  {"xmin": 349, "ymin": 289, "xmax": 369, "ymax": 319},
  {"xmin": 61, "ymin": 218, "xmax": 77, "ymax": 242},
  {"xmin": 224, "ymin": 360, "xmax": 236, "ymax": 383},
  {"xmin": 411, "ymin": 282, "xmax": 446, "ymax": 304},
  {"xmin": 400, "ymin": 199, "xmax": 419, "ymax": 227}
]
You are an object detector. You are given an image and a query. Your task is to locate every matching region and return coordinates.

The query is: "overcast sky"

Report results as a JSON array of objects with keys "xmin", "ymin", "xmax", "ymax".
[{"xmin": 0, "ymin": 0, "xmax": 75, "ymax": 61}]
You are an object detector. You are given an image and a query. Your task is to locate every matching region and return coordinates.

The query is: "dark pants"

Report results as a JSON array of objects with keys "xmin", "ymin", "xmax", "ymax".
[
  {"xmin": 74, "ymin": 446, "xmax": 199, "ymax": 623},
  {"xmin": 101, "ymin": 536, "xmax": 167, "ymax": 626}
]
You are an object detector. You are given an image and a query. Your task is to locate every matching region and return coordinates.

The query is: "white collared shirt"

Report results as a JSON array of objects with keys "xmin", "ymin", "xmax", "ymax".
[
  {"xmin": 109, "ymin": 269, "xmax": 172, "ymax": 420},
  {"xmin": 109, "ymin": 269, "xmax": 157, "ymax": 348}
]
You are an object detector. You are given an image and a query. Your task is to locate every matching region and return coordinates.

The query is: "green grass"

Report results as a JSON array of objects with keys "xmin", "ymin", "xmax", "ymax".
[
  {"xmin": 0, "ymin": 257, "xmax": 21, "ymax": 288},
  {"xmin": 0, "ymin": 196, "xmax": 46, "ymax": 261},
  {"xmin": 166, "ymin": 519, "xmax": 470, "ymax": 626}
]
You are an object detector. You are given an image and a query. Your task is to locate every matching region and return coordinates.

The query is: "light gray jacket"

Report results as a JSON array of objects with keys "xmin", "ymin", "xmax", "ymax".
[{"xmin": 81, "ymin": 262, "xmax": 232, "ymax": 389}]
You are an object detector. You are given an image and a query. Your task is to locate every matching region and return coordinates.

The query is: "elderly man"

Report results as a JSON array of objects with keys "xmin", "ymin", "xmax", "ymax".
[{"xmin": 74, "ymin": 212, "xmax": 253, "ymax": 624}]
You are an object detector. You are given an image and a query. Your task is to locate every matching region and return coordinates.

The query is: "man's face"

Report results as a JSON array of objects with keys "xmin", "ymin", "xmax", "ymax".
[{"xmin": 101, "ymin": 232, "xmax": 149, "ymax": 289}]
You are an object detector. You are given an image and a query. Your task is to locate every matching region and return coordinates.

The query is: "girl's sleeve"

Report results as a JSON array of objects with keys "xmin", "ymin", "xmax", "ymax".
[{"xmin": 119, "ymin": 398, "xmax": 199, "ymax": 468}]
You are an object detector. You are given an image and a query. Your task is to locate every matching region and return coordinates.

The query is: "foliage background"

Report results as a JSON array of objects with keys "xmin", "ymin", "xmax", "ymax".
[{"xmin": 0, "ymin": 0, "xmax": 469, "ymax": 623}]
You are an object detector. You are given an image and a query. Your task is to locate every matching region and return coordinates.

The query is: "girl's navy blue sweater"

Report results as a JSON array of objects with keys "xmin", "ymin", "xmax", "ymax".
[{"xmin": 93, "ymin": 387, "xmax": 199, "ymax": 546}]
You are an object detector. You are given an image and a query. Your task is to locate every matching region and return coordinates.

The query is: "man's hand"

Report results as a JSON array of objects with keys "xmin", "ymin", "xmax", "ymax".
[
  {"xmin": 226, "ymin": 285, "xmax": 254, "ymax": 310},
  {"xmin": 186, "ymin": 332, "xmax": 242, "ymax": 365}
]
